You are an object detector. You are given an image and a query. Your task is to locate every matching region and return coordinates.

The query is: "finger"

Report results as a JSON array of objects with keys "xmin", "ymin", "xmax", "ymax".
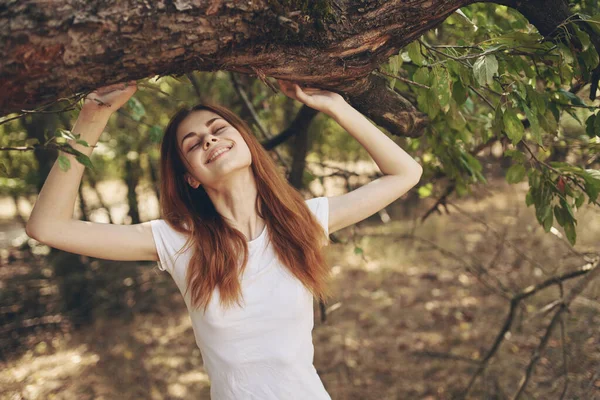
[{"xmin": 294, "ymin": 84, "xmax": 308, "ymax": 100}]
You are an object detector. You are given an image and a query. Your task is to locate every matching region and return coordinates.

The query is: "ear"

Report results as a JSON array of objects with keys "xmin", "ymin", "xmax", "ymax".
[{"xmin": 185, "ymin": 173, "xmax": 201, "ymax": 189}]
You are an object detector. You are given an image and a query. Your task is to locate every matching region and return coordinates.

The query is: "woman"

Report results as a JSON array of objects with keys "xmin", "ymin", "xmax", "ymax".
[{"xmin": 26, "ymin": 78, "xmax": 423, "ymax": 399}]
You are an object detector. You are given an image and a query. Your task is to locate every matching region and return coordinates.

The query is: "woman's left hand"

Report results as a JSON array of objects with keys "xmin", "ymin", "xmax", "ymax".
[{"xmin": 276, "ymin": 79, "xmax": 347, "ymax": 115}]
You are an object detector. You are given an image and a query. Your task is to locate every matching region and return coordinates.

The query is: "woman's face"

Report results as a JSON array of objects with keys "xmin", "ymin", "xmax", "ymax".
[{"xmin": 176, "ymin": 109, "xmax": 252, "ymax": 188}]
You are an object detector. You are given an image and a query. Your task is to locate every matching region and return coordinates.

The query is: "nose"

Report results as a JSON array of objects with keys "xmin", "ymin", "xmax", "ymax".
[{"xmin": 203, "ymin": 136, "xmax": 219, "ymax": 150}]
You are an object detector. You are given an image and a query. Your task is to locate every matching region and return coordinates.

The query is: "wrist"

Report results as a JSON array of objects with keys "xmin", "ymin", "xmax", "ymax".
[{"xmin": 326, "ymin": 100, "xmax": 352, "ymax": 120}]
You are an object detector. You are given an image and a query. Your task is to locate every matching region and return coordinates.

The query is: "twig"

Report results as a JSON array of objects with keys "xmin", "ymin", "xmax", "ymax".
[
  {"xmin": 228, "ymin": 72, "xmax": 291, "ymax": 171},
  {"xmin": 511, "ymin": 256, "xmax": 600, "ymax": 399},
  {"xmin": 375, "ymin": 68, "xmax": 431, "ymax": 90},
  {"xmin": 459, "ymin": 257, "xmax": 599, "ymax": 398},
  {"xmin": 468, "ymin": 85, "xmax": 496, "ymax": 109}
]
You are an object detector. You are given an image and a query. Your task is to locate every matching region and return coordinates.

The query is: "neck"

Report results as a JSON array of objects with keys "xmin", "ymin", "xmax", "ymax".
[{"xmin": 205, "ymin": 167, "xmax": 264, "ymax": 240}]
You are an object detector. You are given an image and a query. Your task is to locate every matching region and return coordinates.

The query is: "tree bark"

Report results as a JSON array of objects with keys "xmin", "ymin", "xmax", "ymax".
[
  {"xmin": 2, "ymin": 0, "xmax": 597, "ymax": 135},
  {"xmin": 1, "ymin": 0, "xmax": 475, "ymax": 136}
]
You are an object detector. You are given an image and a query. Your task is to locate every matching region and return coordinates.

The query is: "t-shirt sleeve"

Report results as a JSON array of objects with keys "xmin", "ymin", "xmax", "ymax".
[
  {"xmin": 149, "ymin": 219, "xmax": 184, "ymax": 274},
  {"xmin": 305, "ymin": 196, "xmax": 330, "ymax": 246}
]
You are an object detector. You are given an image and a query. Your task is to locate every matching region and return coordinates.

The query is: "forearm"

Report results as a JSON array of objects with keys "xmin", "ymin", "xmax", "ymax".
[
  {"xmin": 326, "ymin": 102, "xmax": 423, "ymax": 178},
  {"xmin": 27, "ymin": 109, "xmax": 111, "ymax": 235}
]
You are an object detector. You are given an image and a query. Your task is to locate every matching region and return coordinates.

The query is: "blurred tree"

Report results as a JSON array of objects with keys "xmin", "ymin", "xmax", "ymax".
[{"xmin": 1, "ymin": 1, "xmax": 599, "ymax": 245}]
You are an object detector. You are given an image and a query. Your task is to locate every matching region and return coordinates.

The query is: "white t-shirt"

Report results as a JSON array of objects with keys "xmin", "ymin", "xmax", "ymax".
[{"xmin": 150, "ymin": 197, "xmax": 332, "ymax": 400}]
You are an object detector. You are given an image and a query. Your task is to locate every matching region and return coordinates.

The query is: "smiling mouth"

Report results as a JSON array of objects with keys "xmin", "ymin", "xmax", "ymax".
[{"xmin": 206, "ymin": 145, "xmax": 233, "ymax": 164}]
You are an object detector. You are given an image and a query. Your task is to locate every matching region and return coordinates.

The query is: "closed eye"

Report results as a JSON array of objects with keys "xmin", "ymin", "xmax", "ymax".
[{"xmin": 189, "ymin": 127, "xmax": 226, "ymax": 151}]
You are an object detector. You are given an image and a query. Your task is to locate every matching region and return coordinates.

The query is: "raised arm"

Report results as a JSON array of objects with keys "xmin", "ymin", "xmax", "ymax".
[
  {"xmin": 25, "ymin": 81, "xmax": 159, "ymax": 262},
  {"xmin": 276, "ymin": 79, "xmax": 423, "ymax": 235}
]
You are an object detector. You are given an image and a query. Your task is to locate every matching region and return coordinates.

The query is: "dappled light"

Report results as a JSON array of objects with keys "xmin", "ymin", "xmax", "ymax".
[{"xmin": 2, "ymin": 1, "xmax": 600, "ymax": 397}]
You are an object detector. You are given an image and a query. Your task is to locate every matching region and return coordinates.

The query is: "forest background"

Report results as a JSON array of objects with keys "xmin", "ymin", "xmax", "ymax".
[{"xmin": 1, "ymin": 1, "xmax": 599, "ymax": 399}]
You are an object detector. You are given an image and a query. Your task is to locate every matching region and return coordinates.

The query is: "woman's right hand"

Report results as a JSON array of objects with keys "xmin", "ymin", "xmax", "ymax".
[{"xmin": 81, "ymin": 80, "xmax": 138, "ymax": 116}]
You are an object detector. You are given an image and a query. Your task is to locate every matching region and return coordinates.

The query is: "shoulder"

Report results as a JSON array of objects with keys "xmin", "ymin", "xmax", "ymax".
[
  {"xmin": 304, "ymin": 196, "xmax": 329, "ymax": 238},
  {"xmin": 305, "ymin": 196, "xmax": 328, "ymax": 215},
  {"xmin": 149, "ymin": 219, "xmax": 189, "ymax": 247}
]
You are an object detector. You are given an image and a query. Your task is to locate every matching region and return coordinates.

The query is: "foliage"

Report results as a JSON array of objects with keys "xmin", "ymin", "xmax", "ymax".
[
  {"xmin": 380, "ymin": 4, "xmax": 600, "ymax": 245},
  {"xmin": 0, "ymin": 4, "xmax": 599, "ymax": 246}
]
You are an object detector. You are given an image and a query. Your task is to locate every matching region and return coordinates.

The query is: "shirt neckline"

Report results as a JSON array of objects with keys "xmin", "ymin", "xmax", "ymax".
[{"xmin": 247, "ymin": 223, "xmax": 267, "ymax": 245}]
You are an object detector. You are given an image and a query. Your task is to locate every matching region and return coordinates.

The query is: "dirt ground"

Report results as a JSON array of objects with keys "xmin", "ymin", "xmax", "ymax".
[{"xmin": 1, "ymin": 176, "xmax": 599, "ymax": 400}]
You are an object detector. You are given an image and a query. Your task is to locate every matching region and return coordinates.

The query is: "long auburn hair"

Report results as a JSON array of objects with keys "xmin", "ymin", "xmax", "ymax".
[{"xmin": 158, "ymin": 102, "xmax": 333, "ymax": 312}]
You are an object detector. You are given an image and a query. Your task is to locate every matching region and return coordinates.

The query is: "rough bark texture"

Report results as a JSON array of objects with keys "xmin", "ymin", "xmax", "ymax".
[
  {"xmin": 0, "ymin": 0, "xmax": 475, "ymax": 136},
  {"xmin": 2, "ymin": 0, "xmax": 595, "ymax": 136},
  {"xmin": 497, "ymin": 0, "xmax": 571, "ymax": 36}
]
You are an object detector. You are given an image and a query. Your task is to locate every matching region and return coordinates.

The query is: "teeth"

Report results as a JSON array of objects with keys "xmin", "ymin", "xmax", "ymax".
[{"xmin": 208, "ymin": 146, "xmax": 231, "ymax": 163}]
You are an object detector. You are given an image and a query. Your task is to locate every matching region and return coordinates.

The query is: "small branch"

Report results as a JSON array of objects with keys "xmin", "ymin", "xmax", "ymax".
[
  {"xmin": 375, "ymin": 68, "xmax": 431, "ymax": 90},
  {"xmin": 459, "ymin": 257, "xmax": 600, "ymax": 398},
  {"xmin": 468, "ymin": 85, "xmax": 496, "ymax": 109},
  {"xmin": 229, "ymin": 72, "xmax": 292, "ymax": 171},
  {"xmin": 511, "ymin": 256, "xmax": 600, "ymax": 400}
]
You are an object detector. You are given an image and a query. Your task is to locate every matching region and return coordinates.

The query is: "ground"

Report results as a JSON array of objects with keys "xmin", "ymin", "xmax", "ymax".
[{"xmin": 0, "ymin": 176, "xmax": 599, "ymax": 399}]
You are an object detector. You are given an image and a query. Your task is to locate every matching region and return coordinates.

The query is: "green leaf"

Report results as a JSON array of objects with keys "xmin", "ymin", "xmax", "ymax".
[
  {"xmin": 582, "ymin": 169, "xmax": 600, "ymax": 202},
  {"xmin": 75, "ymin": 139, "xmax": 90, "ymax": 147},
  {"xmin": 58, "ymin": 155, "xmax": 71, "ymax": 172},
  {"xmin": 413, "ymin": 67, "xmax": 431, "ymax": 87},
  {"xmin": 522, "ymin": 104, "xmax": 542, "ymax": 146},
  {"xmin": 557, "ymin": 89, "xmax": 585, "ymax": 106},
  {"xmin": 492, "ymin": 106, "xmax": 504, "ymax": 138},
  {"xmin": 575, "ymin": 191, "xmax": 585, "ymax": 208},
  {"xmin": 538, "ymin": 109, "xmax": 558, "ymax": 134},
  {"xmin": 585, "ymin": 114, "xmax": 596, "ymax": 137},
  {"xmin": 433, "ymin": 67, "xmax": 451, "ymax": 109},
  {"xmin": 536, "ymin": 203, "xmax": 552, "ymax": 225},
  {"xmin": 452, "ymin": 80, "xmax": 468, "ymax": 105},
  {"xmin": 75, "ymin": 154, "xmax": 94, "ymax": 170},
  {"xmin": 543, "ymin": 208, "xmax": 553, "ymax": 232},
  {"xmin": 554, "ymin": 205, "xmax": 566, "ymax": 226},
  {"xmin": 526, "ymin": 86, "xmax": 546, "ymax": 115},
  {"xmin": 560, "ymin": 197, "xmax": 575, "ymax": 221},
  {"xmin": 506, "ymin": 164, "xmax": 526, "ymax": 184},
  {"xmin": 354, "ymin": 246, "xmax": 364, "ymax": 255},
  {"xmin": 504, "ymin": 148, "xmax": 526, "ymax": 163},
  {"xmin": 418, "ymin": 89, "xmax": 440, "ymax": 119},
  {"xmin": 573, "ymin": 24, "xmax": 591, "ymax": 51},
  {"xmin": 581, "ymin": 45, "xmax": 600, "ymax": 72},
  {"xmin": 557, "ymin": 42, "xmax": 574, "ymax": 65},
  {"xmin": 473, "ymin": 54, "xmax": 498, "ymax": 86},
  {"xmin": 406, "ymin": 41, "xmax": 426, "ymax": 66},
  {"xmin": 447, "ymin": 103, "xmax": 467, "ymax": 130},
  {"xmin": 595, "ymin": 113, "xmax": 600, "ymax": 138},
  {"xmin": 563, "ymin": 220, "xmax": 577, "ymax": 246},
  {"xmin": 503, "ymin": 107, "xmax": 524, "ymax": 144},
  {"xmin": 525, "ymin": 191, "xmax": 534, "ymax": 207}
]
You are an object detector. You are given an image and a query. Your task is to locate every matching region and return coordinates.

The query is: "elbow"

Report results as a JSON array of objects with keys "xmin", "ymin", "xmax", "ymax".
[
  {"xmin": 410, "ymin": 165, "xmax": 424, "ymax": 185},
  {"xmin": 25, "ymin": 222, "xmax": 45, "ymax": 243},
  {"xmin": 25, "ymin": 223, "xmax": 38, "ymax": 241}
]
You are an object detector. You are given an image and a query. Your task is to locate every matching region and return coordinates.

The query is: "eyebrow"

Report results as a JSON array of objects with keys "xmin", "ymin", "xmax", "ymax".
[{"xmin": 180, "ymin": 117, "xmax": 223, "ymax": 148}]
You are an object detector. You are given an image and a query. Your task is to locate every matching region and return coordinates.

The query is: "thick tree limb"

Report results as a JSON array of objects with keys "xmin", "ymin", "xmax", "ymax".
[
  {"xmin": 0, "ymin": 0, "xmax": 473, "ymax": 136},
  {"xmin": 3, "ymin": 0, "xmax": 597, "ymax": 135}
]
